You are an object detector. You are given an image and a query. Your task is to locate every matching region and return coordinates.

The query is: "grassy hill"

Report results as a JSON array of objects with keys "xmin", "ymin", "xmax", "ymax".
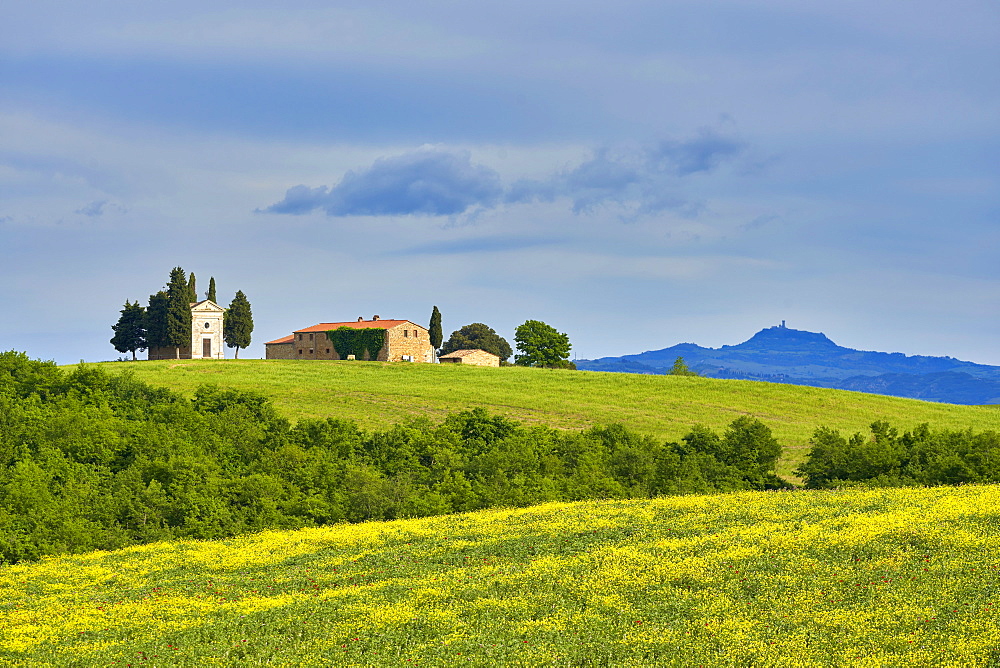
[
  {"xmin": 2, "ymin": 485, "xmax": 997, "ymax": 666},
  {"xmin": 98, "ymin": 359, "xmax": 1000, "ymax": 478}
]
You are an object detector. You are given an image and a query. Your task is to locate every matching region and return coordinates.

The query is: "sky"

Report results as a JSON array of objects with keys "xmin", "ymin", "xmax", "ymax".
[{"xmin": 2, "ymin": 0, "xmax": 998, "ymax": 366}]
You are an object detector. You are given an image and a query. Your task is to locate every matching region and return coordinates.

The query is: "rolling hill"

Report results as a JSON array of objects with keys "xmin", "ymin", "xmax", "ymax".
[
  {"xmin": 3, "ymin": 485, "xmax": 997, "ymax": 666},
  {"xmin": 97, "ymin": 359, "xmax": 1000, "ymax": 478},
  {"xmin": 577, "ymin": 324, "xmax": 1000, "ymax": 405}
]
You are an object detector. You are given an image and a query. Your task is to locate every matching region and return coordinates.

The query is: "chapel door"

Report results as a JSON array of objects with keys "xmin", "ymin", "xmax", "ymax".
[{"xmin": 203, "ymin": 339, "xmax": 212, "ymax": 358}]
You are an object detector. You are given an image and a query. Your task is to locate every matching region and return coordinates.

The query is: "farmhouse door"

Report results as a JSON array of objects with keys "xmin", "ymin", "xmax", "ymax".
[{"xmin": 203, "ymin": 338, "xmax": 212, "ymax": 358}]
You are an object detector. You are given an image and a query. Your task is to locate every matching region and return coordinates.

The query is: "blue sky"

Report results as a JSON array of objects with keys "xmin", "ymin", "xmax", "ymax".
[{"xmin": 2, "ymin": 1, "xmax": 998, "ymax": 366}]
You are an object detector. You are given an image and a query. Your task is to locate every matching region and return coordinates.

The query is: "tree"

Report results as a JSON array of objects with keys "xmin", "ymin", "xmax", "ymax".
[
  {"xmin": 187, "ymin": 273, "xmax": 197, "ymax": 304},
  {"xmin": 440, "ymin": 323, "xmax": 513, "ymax": 362},
  {"xmin": 429, "ymin": 306, "xmax": 443, "ymax": 352},
  {"xmin": 669, "ymin": 356, "xmax": 698, "ymax": 376},
  {"xmin": 165, "ymin": 267, "xmax": 192, "ymax": 359},
  {"xmin": 110, "ymin": 301, "xmax": 147, "ymax": 360},
  {"xmin": 206, "ymin": 277, "xmax": 217, "ymax": 303},
  {"xmin": 145, "ymin": 291, "xmax": 169, "ymax": 351},
  {"xmin": 224, "ymin": 290, "xmax": 253, "ymax": 359},
  {"xmin": 514, "ymin": 320, "xmax": 571, "ymax": 368}
]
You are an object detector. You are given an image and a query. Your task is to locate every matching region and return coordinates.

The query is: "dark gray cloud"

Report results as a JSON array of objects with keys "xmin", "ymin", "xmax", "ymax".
[
  {"xmin": 265, "ymin": 130, "xmax": 745, "ymax": 219},
  {"xmin": 265, "ymin": 149, "xmax": 503, "ymax": 216}
]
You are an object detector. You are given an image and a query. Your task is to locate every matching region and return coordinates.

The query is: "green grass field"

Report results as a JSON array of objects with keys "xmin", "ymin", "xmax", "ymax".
[
  {"xmin": 95, "ymin": 359, "xmax": 1000, "ymax": 479},
  {"xmin": 2, "ymin": 485, "xmax": 997, "ymax": 667}
]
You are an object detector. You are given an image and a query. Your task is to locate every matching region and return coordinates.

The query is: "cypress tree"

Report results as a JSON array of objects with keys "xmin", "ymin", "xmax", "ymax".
[
  {"xmin": 187, "ymin": 273, "xmax": 197, "ymax": 304},
  {"xmin": 207, "ymin": 276, "xmax": 217, "ymax": 303},
  {"xmin": 429, "ymin": 306, "xmax": 443, "ymax": 352},
  {"xmin": 145, "ymin": 291, "xmax": 169, "ymax": 353},
  {"xmin": 165, "ymin": 267, "xmax": 191, "ymax": 359},
  {"xmin": 110, "ymin": 300, "xmax": 147, "ymax": 360},
  {"xmin": 224, "ymin": 290, "xmax": 253, "ymax": 359}
]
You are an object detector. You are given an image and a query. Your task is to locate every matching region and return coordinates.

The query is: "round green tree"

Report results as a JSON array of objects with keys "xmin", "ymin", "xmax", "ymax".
[
  {"xmin": 513, "ymin": 320, "xmax": 572, "ymax": 367},
  {"xmin": 440, "ymin": 323, "xmax": 512, "ymax": 362},
  {"xmin": 110, "ymin": 300, "xmax": 147, "ymax": 360}
]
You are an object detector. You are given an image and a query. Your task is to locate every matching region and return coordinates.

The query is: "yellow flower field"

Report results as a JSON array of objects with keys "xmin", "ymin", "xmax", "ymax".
[{"xmin": 1, "ymin": 485, "xmax": 998, "ymax": 666}]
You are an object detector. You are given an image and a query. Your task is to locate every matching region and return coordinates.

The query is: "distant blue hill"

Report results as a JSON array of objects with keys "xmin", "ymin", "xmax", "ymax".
[{"xmin": 577, "ymin": 324, "xmax": 1000, "ymax": 405}]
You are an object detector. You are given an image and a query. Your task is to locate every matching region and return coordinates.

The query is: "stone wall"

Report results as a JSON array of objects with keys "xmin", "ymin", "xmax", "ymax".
[
  {"xmin": 383, "ymin": 323, "xmax": 434, "ymax": 362},
  {"xmin": 265, "ymin": 342, "xmax": 295, "ymax": 359},
  {"xmin": 148, "ymin": 345, "xmax": 192, "ymax": 361}
]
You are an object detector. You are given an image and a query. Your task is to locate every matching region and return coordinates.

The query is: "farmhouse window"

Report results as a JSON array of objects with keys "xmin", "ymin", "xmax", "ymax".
[
  {"xmin": 404, "ymin": 330, "xmax": 409, "ymax": 337},
  {"xmin": 298, "ymin": 349, "xmax": 303, "ymax": 355},
  {"xmin": 326, "ymin": 349, "xmax": 331, "ymax": 354},
  {"xmin": 309, "ymin": 333, "xmax": 314, "ymax": 341}
]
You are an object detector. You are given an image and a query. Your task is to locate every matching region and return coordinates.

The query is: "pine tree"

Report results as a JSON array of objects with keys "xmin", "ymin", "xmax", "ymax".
[
  {"xmin": 429, "ymin": 306, "xmax": 443, "ymax": 352},
  {"xmin": 224, "ymin": 290, "xmax": 253, "ymax": 359},
  {"xmin": 669, "ymin": 356, "xmax": 698, "ymax": 376},
  {"xmin": 187, "ymin": 273, "xmax": 197, "ymax": 304},
  {"xmin": 145, "ymin": 291, "xmax": 169, "ymax": 352},
  {"xmin": 206, "ymin": 276, "xmax": 217, "ymax": 303},
  {"xmin": 165, "ymin": 267, "xmax": 191, "ymax": 359},
  {"xmin": 110, "ymin": 300, "xmax": 147, "ymax": 360}
]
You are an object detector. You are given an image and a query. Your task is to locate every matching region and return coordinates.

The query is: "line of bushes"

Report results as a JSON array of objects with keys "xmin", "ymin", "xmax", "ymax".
[{"xmin": 797, "ymin": 421, "xmax": 1000, "ymax": 488}]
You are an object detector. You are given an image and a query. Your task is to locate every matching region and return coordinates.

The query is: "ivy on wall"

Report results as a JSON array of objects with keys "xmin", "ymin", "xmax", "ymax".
[{"xmin": 327, "ymin": 327, "xmax": 386, "ymax": 361}]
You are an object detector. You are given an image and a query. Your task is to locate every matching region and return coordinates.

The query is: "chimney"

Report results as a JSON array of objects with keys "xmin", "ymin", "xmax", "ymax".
[
  {"xmin": 372, "ymin": 315, "xmax": 380, "ymax": 321},
  {"xmin": 358, "ymin": 316, "xmax": 364, "ymax": 322}
]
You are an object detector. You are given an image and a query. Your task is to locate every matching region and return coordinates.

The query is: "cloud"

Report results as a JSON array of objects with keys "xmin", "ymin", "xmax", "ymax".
[
  {"xmin": 264, "ymin": 129, "xmax": 746, "ymax": 219},
  {"xmin": 390, "ymin": 235, "xmax": 564, "ymax": 256},
  {"xmin": 263, "ymin": 149, "xmax": 503, "ymax": 216},
  {"xmin": 648, "ymin": 129, "xmax": 746, "ymax": 176},
  {"xmin": 75, "ymin": 200, "xmax": 108, "ymax": 216},
  {"xmin": 507, "ymin": 128, "xmax": 746, "ymax": 215},
  {"xmin": 74, "ymin": 200, "xmax": 127, "ymax": 217}
]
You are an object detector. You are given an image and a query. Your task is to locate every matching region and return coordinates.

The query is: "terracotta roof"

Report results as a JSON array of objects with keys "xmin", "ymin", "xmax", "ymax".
[
  {"xmin": 294, "ymin": 319, "xmax": 421, "ymax": 333},
  {"xmin": 439, "ymin": 349, "xmax": 499, "ymax": 358},
  {"xmin": 265, "ymin": 335, "xmax": 294, "ymax": 345}
]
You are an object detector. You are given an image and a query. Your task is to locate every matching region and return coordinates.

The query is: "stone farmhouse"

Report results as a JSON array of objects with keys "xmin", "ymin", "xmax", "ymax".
[
  {"xmin": 148, "ymin": 300, "xmax": 225, "ymax": 360},
  {"xmin": 438, "ymin": 349, "xmax": 500, "ymax": 367},
  {"xmin": 265, "ymin": 316, "xmax": 434, "ymax": 363}
]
